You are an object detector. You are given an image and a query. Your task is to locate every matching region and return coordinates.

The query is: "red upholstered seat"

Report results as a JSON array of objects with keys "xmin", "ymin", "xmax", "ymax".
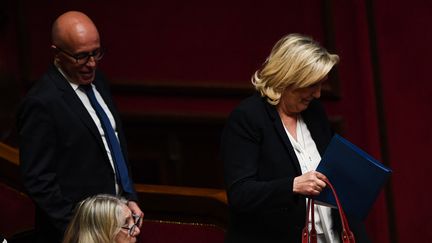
[
  {"xmin": 0, "ymin": 183, "xmax": 35, "ymax": 238},
  {"xmin": 138, "ymin": 220, "xmax": 225, "ymax": 243}
]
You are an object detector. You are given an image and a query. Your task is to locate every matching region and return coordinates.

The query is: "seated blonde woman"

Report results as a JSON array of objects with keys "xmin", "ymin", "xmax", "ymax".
[{"xmin": 63, "ymin": 194, "xmax": 141, "ymax": 243}]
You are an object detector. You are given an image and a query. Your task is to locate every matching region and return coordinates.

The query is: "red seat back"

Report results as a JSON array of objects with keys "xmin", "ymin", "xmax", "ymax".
[
  {"xmin": 0, "ymin": 183, "xmax": 35, "ymax": 238},
  {"xmin": 138, "ymin": 220, "xmax": 224, "ymax": 243}
]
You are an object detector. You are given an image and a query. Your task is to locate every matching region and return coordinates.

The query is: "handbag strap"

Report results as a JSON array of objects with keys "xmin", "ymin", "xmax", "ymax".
[
  {"xmin": 302, "ymin": 178, "xmax": 356, "ymax": 243},
  {"xmin": 302, "ymin": 198, "xmax": 317, "ymax": 243},
  {"xmin": 323, "ymin": 178, "xmax": 355, "ymax": 243}
]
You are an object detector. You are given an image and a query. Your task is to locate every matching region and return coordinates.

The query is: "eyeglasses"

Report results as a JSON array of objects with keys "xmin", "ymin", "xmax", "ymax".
[
  {"xmin": 121, "ymin": 214, "xmax": 142, "ymax": 236},
  {"xmin": 55, "ymin": 46, "xmax": 104, "ymax": 65}
]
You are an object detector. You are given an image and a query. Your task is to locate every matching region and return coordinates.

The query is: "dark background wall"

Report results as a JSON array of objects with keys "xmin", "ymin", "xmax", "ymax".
[{"xmin": 1, "ymin": 1, "xmax": 431, "ymax": 242}]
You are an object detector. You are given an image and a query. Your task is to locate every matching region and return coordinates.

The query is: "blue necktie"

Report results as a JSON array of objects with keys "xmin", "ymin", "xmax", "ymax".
[{"xmin": 81, "ymin": 84, "xmax": 134, "ymax": 194}]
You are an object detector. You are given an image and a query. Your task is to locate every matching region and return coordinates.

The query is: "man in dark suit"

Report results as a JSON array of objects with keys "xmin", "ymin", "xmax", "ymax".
[{"xmin": 17, "ymin": 11, "xmax": 143, "ymax": 243}]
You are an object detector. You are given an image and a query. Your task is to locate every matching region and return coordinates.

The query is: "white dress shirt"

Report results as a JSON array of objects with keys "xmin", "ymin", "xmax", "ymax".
[
  {"xmin": 283, "ymin": 115, "xmax": 339, "ymax": 243},
  {"xmin": 55, "ymin": 64, "xmax": 120, "ymax": 194}
]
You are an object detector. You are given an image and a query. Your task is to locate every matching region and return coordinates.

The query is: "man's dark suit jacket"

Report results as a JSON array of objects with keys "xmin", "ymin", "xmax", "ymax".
[
  {"xmin": 221, "ymin": 93, "xmax": 369, "ymax": 243},
  {"xmin": 17, "ymin": 65, "xmax": 137, "ymax": 242}
]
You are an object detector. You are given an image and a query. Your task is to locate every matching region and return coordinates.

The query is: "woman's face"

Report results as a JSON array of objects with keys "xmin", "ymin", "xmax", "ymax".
[
  {"xmin": 279, "ymin": 79, "xmax": 325, "ymax": 115},
  {"xmin": 115, "ymin": 205, "xmax": 140, "ymax": 243}
]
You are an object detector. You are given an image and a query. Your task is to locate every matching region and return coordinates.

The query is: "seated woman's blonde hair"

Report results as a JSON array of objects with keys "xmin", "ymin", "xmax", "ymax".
[
  {"xmin": 63, "ymin": 194, "xmax": 128, "ymax": 243},
  {"xmin": 252, "ymin": 33, "xmax": 339, "ymax": 105}
]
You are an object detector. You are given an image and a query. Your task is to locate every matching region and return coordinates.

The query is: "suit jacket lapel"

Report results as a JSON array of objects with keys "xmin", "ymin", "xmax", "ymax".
[
  {"xmin": 48, "ymin": 66, "xmax": 106, "ymax": 152},
  {"xmin": 263, "ymin": 98, "xmax": 302, "ymax": 175},
  {"xmin": 263, "ymin": 97, "xmax": 331, "ymax": 174}
]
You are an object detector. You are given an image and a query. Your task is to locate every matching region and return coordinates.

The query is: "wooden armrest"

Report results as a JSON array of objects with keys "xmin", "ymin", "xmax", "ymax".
[
  {"xmin": 0, "ymin": 142, "xmax": 22, "ymax": 190},
  {"xmin": 135, "ymin": 183, "xmax": 228, "ymax": 227},
  {"xmin": 135, "ymin": 184, "xmax": 227, "ymax": 204},
  {"xmin": 0, "ymin": 142, "xmax": 19, "ymax": 165}
]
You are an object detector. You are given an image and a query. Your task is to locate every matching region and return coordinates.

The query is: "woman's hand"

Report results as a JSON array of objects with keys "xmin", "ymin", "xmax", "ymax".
[{"xmin": 293, "ymin": 171, "xmax": 327, "ymax": 196}]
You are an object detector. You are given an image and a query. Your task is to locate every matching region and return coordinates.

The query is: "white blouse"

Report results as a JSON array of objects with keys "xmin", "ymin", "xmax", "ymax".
[{"xmin": 283, "ymin": 115, "xmax": 340, "ymax": 243}]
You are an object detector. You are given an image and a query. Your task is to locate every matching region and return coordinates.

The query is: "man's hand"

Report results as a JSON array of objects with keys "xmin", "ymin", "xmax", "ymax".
[{"xmin": 127, "ymin": 200, "xmax": 144, "ymax": 227}]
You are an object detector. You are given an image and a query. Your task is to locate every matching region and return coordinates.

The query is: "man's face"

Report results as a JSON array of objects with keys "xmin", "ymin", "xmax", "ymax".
[{"xmin": 54, "ymin": 31, "xmax": 101, "ymax": 85}]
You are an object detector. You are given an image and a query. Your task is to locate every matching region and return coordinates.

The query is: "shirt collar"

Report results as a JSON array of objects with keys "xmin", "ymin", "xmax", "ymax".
[{"xmin": 54, "ymin": 61, "xmax": 80, "ymax": 91}]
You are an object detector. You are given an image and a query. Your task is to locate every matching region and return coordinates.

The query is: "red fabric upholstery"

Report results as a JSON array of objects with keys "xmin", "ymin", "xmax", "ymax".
[
  {"xmin": 139, "ymin": 220, "xmax": 224, "ymax": 243},
  {"xmin": 0, "ymin": 183, "xmax": 35, "ymax": 238}
]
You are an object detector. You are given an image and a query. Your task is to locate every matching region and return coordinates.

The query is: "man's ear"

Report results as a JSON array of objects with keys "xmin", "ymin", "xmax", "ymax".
[{"xmin": 51, "ymin": 45, "xmax": 60, "ymax": 62}]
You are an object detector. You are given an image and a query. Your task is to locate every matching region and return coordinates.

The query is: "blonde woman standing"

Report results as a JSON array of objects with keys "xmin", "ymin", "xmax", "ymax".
[{"xmin": 221, "ymin": 34, "xmax": 370, "ymax": 243}]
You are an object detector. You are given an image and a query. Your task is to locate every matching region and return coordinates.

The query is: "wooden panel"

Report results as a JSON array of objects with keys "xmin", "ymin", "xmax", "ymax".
[
  {"xmin": 0, "ymin": 73, "xmax": 20, "ymax": 144},
  {"xmin": 111, "ymin": 79, "xmax": 338, "ymax": 100},
  {"xmin": 122, "ymin": 112, "xmax": 225, "ymax": 188}
]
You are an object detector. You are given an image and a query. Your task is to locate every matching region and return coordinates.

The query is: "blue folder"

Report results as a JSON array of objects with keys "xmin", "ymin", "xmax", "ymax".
[{"xmin": 314, "ymin": 134, "xmax": 392, "ymax": 220}]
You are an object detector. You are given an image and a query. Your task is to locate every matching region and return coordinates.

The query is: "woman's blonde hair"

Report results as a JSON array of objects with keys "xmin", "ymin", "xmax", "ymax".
[
  {"xmin": 63, "ymin": 194, "xmax": 128, "ymax": 243},
  {"xmin": 252, "ymin": 33, "xmax": 339, "ymax": 105}
]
